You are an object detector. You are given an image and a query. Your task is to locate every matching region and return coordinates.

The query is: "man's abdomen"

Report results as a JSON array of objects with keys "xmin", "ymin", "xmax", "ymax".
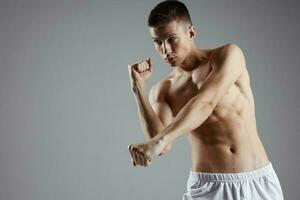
[
  {"xmin": 189, "ymin": 142, "xmax": 269, "ymax": 173},
  {"xmin": 186, "ymin": 110, "xmax": 269, "ymax": 173}
]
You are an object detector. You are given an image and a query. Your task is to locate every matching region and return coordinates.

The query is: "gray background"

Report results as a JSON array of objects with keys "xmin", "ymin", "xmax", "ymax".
[{"xmin": 0, "ymin": 0, "xmax": 299, "ymax": 199}]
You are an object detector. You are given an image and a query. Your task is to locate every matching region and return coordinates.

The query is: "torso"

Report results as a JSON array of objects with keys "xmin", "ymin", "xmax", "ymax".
[{"xmin": 162, "ymin": 47, "xmax": 269, "ymax": 173}]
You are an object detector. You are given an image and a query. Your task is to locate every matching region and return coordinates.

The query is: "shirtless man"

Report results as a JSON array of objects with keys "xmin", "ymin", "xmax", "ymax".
[{"xmin": 127, "ymin": 1, "xmax": 284, "ymax": 199}]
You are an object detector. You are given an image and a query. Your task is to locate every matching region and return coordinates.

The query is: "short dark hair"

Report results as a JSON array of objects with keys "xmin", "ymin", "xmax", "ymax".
[{"xmin": 148, "ymin": 0, "xmax": 192, "ymax": 28}]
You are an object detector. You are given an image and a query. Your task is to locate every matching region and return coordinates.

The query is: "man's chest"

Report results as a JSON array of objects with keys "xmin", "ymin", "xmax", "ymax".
[{"xmin": 166, "ymin": 72, "xmax": 245, "ymax": 118}]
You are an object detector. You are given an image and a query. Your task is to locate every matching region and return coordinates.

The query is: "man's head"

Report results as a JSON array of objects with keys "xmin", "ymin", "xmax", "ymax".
[{"xmin": 148, "ymin": 0, "xmax": 197, "ymax": 67}]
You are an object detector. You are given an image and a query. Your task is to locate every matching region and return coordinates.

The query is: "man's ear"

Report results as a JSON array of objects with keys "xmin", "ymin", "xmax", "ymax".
[{"xmin": 187, "ymin": 25, "xmax": 196, "ymax": 40}]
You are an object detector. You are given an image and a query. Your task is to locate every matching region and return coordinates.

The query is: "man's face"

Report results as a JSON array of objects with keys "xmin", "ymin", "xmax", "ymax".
[{"xmin": 149, "ymin": 20, "xmax": 193, "ymax": 67}]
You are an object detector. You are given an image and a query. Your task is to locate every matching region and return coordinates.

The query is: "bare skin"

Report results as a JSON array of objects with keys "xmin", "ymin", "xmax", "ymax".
[
  {"xmin": 128, "ymin": 20, "xmax": 269, "ymax": 173},
  {"xmin": 157, "ymin": 49, "xmax": 269, "ymax": 173}
]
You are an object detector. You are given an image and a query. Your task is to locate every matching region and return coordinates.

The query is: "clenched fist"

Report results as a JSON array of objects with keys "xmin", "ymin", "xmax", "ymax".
[
  {"xmin": 128, "ymin": 57, "xmax": 153, "ymax": 93},
  {"xmin": 128, "ymin": 138, "xmax": 167, "ymax": 167}
]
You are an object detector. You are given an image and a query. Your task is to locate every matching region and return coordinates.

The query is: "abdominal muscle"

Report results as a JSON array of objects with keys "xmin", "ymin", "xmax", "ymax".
[{"xmin": 186, "ymin": 105, "xmax": 270, "ymax": 173}]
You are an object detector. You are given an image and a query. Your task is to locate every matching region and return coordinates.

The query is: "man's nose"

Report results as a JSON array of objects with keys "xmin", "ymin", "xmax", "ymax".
[{"xmin": 161, "ymin": 41, "xmax": 171, "ymax": 54}]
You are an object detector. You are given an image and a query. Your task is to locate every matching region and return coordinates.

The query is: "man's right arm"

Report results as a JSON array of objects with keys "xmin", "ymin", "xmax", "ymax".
[{"xmin": 133, "ymin": 81, "xmax": 173, "ymax": 142}]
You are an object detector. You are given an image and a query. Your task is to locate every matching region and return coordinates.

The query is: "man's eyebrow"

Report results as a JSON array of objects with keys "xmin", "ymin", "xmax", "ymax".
[{"xmin": 152, "ymin": 34, "xmax": 178, "ymax": 39}]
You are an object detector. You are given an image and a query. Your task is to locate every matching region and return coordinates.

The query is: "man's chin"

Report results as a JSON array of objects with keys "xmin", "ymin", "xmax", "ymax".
[{"xmin": 165, "ymin": 60, "xmax": 178, "ymax": 67}]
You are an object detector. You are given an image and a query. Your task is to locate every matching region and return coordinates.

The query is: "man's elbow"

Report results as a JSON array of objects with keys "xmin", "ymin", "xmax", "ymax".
[{"xmin": 158, "ymin": 143, "xmax": 172, "ymax": 156}]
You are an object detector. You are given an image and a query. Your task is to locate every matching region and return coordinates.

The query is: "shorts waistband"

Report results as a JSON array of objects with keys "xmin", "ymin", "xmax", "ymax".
[{"xmin": 189, "ymin": 162, "xmax": 275, "ymax": 182}]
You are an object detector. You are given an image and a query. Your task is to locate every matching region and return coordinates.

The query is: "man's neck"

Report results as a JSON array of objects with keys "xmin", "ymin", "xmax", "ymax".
[{"xmin": 175, "ymin": 47, "xmax": 210, "ymax": 76}]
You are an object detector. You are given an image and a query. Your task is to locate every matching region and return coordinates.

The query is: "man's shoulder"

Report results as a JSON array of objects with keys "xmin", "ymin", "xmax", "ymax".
[
  {"xmin": 200, "ymin": 43, "xmax": 238, "ymax": 67},
  {"xmin": 211, "ymin": 43, "xmax": 243, "ymax": 58},
  {"xmin": 217, "ymin": 43, "xmax": 242, "ymax": 50},
  {"xmin": 150, "ymin": 77, "xmax": 172, "ymax": 102},
  {"xmin": 211, "ymin": 43, "xmax": 246, "ymax": 71}
]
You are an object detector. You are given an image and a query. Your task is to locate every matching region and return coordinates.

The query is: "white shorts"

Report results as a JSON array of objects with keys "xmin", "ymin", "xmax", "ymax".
[{"xmin": 182, "ymin": 162, "xmax": 284, "ymax": 200}]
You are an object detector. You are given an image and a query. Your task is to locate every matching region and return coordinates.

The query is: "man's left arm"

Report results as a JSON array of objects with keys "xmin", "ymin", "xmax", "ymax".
[{"xmin": 152, "ymin": 43, "xmax": 246, "ymax": 144}]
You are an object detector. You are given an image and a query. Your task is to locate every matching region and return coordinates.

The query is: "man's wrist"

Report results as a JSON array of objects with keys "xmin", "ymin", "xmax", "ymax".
[
  {"xmin": 152, "ymin": 131, "xmax": 170, "ymax": 146},
  {"xmin": 152, "ymin": 123, "xmax": 176, "ymax": 145},
  {"xmin": 132, "ymin": 80, "xmax": 146, "ymax": 94}
]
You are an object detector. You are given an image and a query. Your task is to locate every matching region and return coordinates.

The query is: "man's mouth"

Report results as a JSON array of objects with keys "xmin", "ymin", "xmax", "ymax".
[{"xmin": 165, "ymin": 57, "xmax": 175, "ymax": 62}]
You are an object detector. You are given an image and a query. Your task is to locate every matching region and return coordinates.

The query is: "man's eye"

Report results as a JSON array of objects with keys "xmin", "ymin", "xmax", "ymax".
[
  {"xmin": 154, "ymin": 40, "xmax": 162, "ymax": 45},
  {"xmin": 168, "ymin": 37, "xmax": 177, "ymax": 43}
]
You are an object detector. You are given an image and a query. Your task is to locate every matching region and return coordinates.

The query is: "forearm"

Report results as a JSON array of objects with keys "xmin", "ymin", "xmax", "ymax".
[
  {"xmin": 152, "ymin": 97, "xmax": 213, "ymax": 144},
  {"xmin": 133, "ymin": 83, "xmax": 166, "ymax": 140}
]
